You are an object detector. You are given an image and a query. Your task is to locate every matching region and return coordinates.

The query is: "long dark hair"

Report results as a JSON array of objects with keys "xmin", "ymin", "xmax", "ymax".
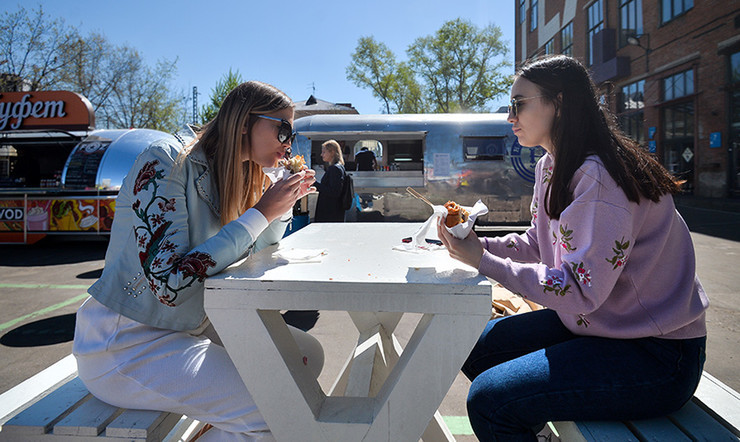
[{"xmin": 518, "ymin": 55, "xmax": 682, "ymax": 219}]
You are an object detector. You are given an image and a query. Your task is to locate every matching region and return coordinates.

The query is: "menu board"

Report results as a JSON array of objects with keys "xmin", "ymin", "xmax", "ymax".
[{"xmin": 64, "ymin": 140, "xmax": 111, "ymax": 189}]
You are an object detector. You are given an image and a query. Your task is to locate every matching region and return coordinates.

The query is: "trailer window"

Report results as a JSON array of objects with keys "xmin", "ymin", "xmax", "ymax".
[
  {"xmin": 353, "ymin": 140, "xmax": 383, "ymax": 159},
  {"xmin": 463, "ymin": 137, "xmax": 506, "ymax": 161}
]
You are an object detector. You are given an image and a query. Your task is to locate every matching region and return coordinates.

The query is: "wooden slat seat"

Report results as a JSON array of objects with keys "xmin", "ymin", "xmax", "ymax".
[
  {"xmin": 551, "ymin": 372, "xmax": 740, "ymax": 441},
  {"xmin": 0, "ymin": 377, "xmax": 190, "ymax": 441}
]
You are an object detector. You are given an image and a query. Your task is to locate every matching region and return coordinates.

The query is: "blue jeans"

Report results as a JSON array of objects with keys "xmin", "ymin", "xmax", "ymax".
[{"xmin": 462, "ymin": 309, "xmax": 706, "ymax": 442}]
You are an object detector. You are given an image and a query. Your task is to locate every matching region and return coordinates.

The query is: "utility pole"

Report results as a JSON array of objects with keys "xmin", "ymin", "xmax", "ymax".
[{"xmin": 192, "ymin": 86, "xmax": 198, "ymax": 124}]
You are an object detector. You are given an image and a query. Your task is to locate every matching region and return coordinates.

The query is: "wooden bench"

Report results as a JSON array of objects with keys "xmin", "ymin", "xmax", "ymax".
[
  {"xmin": 550, "ymin": 371, "xmax": 740, "ymax": 441},
  {"xmin": 0, "ymin": 356, "xmax": 202, "ymax": 442}
]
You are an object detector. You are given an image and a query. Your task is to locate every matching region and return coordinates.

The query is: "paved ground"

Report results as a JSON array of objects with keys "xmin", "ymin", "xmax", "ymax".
[{"xmin": 0, "ymin": 199, "xmax": 738, "ymax": 441}]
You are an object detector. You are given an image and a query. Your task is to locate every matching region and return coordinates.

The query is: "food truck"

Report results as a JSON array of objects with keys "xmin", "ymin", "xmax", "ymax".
[
  {"xmin": 0, "ymin": 91, "xmax": 181, "ymax": 244},
  {"xmin": 293, "ymin": 113, "xmax": 545, "ymax": 225}
]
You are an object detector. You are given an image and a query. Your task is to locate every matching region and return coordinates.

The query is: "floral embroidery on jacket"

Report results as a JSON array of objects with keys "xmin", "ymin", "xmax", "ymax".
[
  {"xmin": 577, "ymin": 314, "xmax": 590, "ymax": 327},
  {"xmin": 540, "ymin": 273, "xmax": 571, "ymax": 296},
  {"xmin": 506, "ymin": 239, "xmax": 520, "ymax": 252},
  {"xmin": 132, "ymin": 161, "xmax": 216, "ymax": 306},
  {"xmin": 606, "ymin": 237, "xmax": 630, "ymax": 270},
  {"xmin": 559, "ymin": 224, "xmax": 577, "ymax": 252},
  {"xmin": 571, "ymin": 261, "xmax": 592, "ymax": 287},
  {"xmin": 531, "ymin": 199, "xmax": 538, "ymax": 221}
]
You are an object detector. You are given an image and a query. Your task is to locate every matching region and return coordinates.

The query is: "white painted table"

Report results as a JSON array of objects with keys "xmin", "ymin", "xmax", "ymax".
[{"xmin": 204, "ymin": 223, "xmax": 492, "ymax": 442}]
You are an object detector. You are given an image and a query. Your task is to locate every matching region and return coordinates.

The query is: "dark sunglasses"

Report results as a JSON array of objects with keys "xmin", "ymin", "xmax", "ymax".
[
  {"xmin": 508, "ymin": 95, "xmax": 545, "ymax": 117},
  {"xmin": 255, "ymin": 115, "xmax": 297, "ymax": 145}
]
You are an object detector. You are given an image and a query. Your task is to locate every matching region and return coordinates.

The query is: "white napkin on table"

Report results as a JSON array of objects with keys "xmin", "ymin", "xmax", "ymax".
[{"xmin": 273, "ymin": 248, "xmax": 327, "ymax": 263}]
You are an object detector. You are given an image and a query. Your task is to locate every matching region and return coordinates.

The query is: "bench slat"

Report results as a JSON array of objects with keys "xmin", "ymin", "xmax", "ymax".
[
  {"xmin": 626, "ymin": 416, "xmax": 691, "ymax": 441},
  {"xmin": 694, "ymin": 371, "xmax": 740, "ymax": 437},
  {"xmin": 52, "ymin": 396, "xmax": 120, "ymax": 437},
  {"xmin": 106, "ymin": 409, "xmax": 180, "ymax": 440},
  {"xmin": 0, "ymin": 377, "xmax": 90, "ymax": 436},
  {"xmin": 669, "ymin": 400, "xmax": 739, "ymax": 441}
]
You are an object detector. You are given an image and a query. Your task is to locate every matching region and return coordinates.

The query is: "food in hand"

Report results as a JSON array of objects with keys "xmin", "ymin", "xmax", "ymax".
[
  {"xmin": 444, "ymin": 201, "xmax": 469, "ymax": 227},
  {"xmin": 280, "ymin": 155, "xmax": 307, "ymax": 173}
]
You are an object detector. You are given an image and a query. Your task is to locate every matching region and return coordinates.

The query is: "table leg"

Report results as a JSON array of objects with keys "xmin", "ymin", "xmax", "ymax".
[{"xmin": 329, "ymin": 311, "xmax": 455, "ymax": 441}]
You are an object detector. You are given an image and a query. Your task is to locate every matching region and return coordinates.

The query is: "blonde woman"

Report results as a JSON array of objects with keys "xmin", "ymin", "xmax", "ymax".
[
  {"xmin": 314, "ymin": 139, "xmax": 347, "ymax": 222},
  {"xmin": 73, "ymin": 81, "xmax": 323, "ymax": 441}
]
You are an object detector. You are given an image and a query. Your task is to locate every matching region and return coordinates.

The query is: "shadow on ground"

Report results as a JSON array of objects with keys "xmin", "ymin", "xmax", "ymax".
[
  {"xmin": 0, "ymin": 236, "xmax": 108, "ymax": 266},
  {"xmin": 675, "ymin": 205, "xmax": 740, "ymax": 242},
  {"xmin": 1, "ymin": 313, "xmax": 76, "ymax": 347}
]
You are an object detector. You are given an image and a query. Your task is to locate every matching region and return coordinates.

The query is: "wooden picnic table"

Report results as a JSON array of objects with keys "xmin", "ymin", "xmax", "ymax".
[{"xmin": 204, "ymin": 222, "xmax": 492, "ymax": 441}]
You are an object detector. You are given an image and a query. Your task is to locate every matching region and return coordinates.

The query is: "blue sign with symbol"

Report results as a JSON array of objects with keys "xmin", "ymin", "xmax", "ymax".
[
  {"xmin": 648, "ymin": 141, "xmax": 656, "ymax": 153},
  {"xmin": 710, "ymin": 132, "xmax": 721, "ymax": 148}
]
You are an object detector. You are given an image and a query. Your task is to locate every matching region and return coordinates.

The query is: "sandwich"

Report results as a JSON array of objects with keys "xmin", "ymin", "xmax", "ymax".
[{"xmin": 444, "ymin": 200, "xmax": 469, "ymax": 227}]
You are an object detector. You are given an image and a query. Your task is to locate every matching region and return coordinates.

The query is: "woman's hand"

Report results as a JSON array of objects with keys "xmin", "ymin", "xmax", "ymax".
[
  {"xmin": 437, "ymin": 218, "xmax": 484, "ymax": 269},
  {"xmin": 254, "ymin": 171, "xmax": 316, "ymax": 222}
]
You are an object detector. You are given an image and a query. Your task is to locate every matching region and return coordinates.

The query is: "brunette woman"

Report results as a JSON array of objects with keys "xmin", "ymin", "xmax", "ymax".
[{"xmin": 438, "ymin": 56, "xmax": 708, "ymax": 442}]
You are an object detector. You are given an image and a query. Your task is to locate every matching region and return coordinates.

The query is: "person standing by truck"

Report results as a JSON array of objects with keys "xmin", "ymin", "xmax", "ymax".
[
  {"xmin": 73, "ymin": 80, "xmax": 323, "ymax": 441},
  {"xmin": 314, "ymin": 139, "xmax": 347, "ymax": 222}
]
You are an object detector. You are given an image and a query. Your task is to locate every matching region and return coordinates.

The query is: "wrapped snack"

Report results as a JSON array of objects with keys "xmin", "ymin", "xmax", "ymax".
[
  {"xmin": 444, "ymin": 200, "xmax": 469, "ymax": 227},
  {"xmin": 279, "ymin": 155, "xmax": 307, "ymax": 174}
]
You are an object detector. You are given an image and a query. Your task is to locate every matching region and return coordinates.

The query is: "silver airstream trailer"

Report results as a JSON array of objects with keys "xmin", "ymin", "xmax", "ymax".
[{"xmin": 292, "ymin": 114, "xmax": 545, "ymax": 225}]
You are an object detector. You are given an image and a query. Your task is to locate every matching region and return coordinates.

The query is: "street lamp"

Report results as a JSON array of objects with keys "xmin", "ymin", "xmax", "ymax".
[{"xmin": 627, "ymin": 34, "xmax": 651, "ymax": 72}]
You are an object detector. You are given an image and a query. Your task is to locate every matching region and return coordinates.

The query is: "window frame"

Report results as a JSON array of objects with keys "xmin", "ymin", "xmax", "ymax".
[
  {"xmin": 661, "ymin": 0, "xmax": 694, "ymax": 24},
  {"xmin": 561, "ymin": 22, "xmax": 574, "ymax": 56},
  {"xmin": 587, "ymin": 0, "xmax": 604, "ymax": 66}
]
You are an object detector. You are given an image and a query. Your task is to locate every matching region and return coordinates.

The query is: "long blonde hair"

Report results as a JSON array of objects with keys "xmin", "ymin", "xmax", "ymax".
[
  {"xmin": 321, "ymin": 140, "xmax": 344, "ymax": 165},
  {"xmin": 183, "ymin": 81, "xmax": 294, "ymax": 225}
]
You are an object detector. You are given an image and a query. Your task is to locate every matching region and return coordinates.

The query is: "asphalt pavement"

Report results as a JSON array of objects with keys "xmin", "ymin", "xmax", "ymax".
[{"xmin": 0, "ymin": 198, "xmax": 738, "ymax": 441}]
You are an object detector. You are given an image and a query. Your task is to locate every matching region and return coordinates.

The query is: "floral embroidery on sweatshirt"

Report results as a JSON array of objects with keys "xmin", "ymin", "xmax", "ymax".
[
  {"xmin": 132, "ymin": 160, "xmax": 216, "ymax": 306},
  {"xmin": 540, "ymin": 273, "xmax": 571, "ymax": 296},
  {"xmin": 606, "ymin": 237, "xmax": 630, "ymax": 270},
  {"xmin": 531, "ymin": 199, "xmax": 538, "ymax": 221},
  {"xmin": 571, "ymin": 261, "xmax": 592, "ymax": 287},
  {"xmin": 558, "ymin": 224, "xmax": 577, "ymax": 252},
  {"xmin": 506, "ymin": 239, "xmax": 520, "ymax": 252},
  {"xmin": 542, "ymin": 165, "xmax": 553, "ymax": 184},
  {"xmin": 577, "ymin": 314, "xmax": 590, "ymax": 327}
]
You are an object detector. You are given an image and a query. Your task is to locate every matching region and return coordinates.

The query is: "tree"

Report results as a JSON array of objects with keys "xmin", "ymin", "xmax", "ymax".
[
  {"xmin": 346, "ymin": 19, "xmax": 512, "ymax": 113},
  {"xmin": 0, "ymin": 5, "xmax": 81, "ymax": 91},
  {"xmin": 200, "ymin": 68, "xmax": 243, "ymax": 124},
  {"xmin": 346, "ymin": 37, "xmax": 400, "ymax": 114},
  {"xmin": 0, "ymin": 5, "xmax": 188, "ymax": 132}
]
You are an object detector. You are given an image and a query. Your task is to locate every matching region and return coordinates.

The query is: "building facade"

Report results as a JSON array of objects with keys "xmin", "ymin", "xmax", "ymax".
[{"xmin": 515, "ymin": 0, "xmax": 740, "ymax": 198}]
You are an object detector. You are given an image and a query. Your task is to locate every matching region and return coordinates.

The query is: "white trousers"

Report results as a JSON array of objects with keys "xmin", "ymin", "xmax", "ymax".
[{"xmin": 73, "ymin": 297, "xmax": 324, "ymax": 441}]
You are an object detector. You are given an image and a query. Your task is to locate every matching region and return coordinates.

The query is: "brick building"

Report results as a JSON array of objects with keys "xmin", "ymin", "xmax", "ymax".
[{"xmin": 515, "ymin": 0, "xmax": 740, "ymax": 198}]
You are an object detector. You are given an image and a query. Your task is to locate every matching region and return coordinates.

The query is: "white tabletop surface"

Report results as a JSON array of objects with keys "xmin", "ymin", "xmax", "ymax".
[{"xmin": 207, "ymin": 222, "xmax": 490, "ymax": 299}]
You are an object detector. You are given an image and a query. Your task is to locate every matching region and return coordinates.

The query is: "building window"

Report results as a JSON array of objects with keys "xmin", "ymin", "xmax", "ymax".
[
  {"xmin": 561, "ymin": 22, "xmax": 573, "ymax": 56},
  {"xmin": 545, "ymin": 38, "xmax": 555, "ymax": 55},
  {"xmin": 520, "ymin": 0, "xmax": 526, "ymax": 24},
  {"xmin": 662, "ymin": 0, "xmax": 694, "ymax": 24},
  {"xmin": 619, "ymin": 0, "xmax": 643, "ymax": 47},
  {"xmin": 587, "ymin": 0, "xmax": 604, "ymax": 65},
  {"xmin": 729, "ymin": 50, "xmax": 740, "ymax": 193},
  {"xmin": 663, "ymin": 69, "xmax": 694, "ymax": 101},
  {"xmin": 530, "ymin": 0, "xmax": 538, "ymax": 31},
  {"xmin": 463, "ymin": 137, "xmax": 506, "ymax": 161},
  {"xmin": 662, "ymin": 102, "xmax": 695, "ymax": 193},
  {"xmin": 619, "ymin": 80, "xmax": 645, "ymax": 144}
]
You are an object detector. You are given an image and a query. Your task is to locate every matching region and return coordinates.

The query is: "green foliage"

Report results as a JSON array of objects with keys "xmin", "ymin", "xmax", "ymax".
[
  {"xmin": 346, "ymin": 18, "xmax": 512, "ymax": 113},
  {"xmin": 200, "ymin": 68, "xmax": 243, "ymax": 124}
]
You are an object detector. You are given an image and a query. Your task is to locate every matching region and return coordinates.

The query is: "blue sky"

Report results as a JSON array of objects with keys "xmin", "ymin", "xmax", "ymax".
[{"xmin": 10, "ymin": 0, "xmax": 515, "ymax": 116}]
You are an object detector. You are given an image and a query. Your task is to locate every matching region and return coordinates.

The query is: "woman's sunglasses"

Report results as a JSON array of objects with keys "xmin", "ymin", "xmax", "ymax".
[
  {"xmin": 508, "ymin": 95, "xmax": 545, "ymax": 117},
  {"xmin": 255, "ymin": 115, "xmax": 297, "ymax": 145}
]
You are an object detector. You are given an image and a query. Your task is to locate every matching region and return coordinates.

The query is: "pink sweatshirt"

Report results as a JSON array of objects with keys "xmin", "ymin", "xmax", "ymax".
[{"xmin": 478, "ymin": 153, "xmax": 708, "ymax": 339}]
